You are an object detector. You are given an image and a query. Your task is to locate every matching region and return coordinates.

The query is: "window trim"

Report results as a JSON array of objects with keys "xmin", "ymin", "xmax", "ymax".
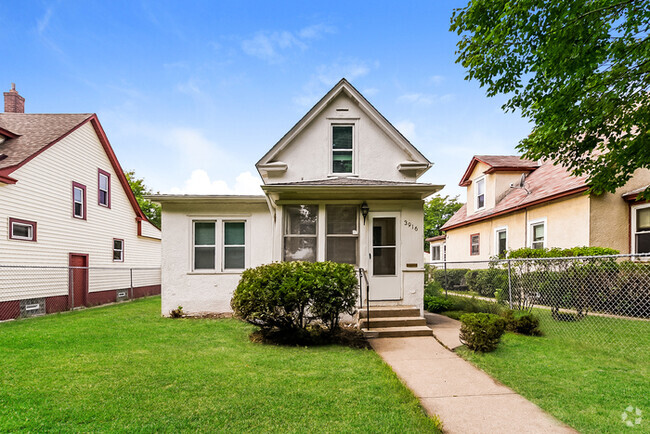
[
  {"xmin": 191, "ymin": 219, "xmax": 249, "ymax": 273},
  {"xmin": 494, "ymin": 226, "xmax": 508, "ymax": 256},
  {"xmin": 98, "ymin": 169, "xmax": 111, "ymax": 208},
  {"xmin": 475, "ymin": 176, "xmax": 486, "ymax": 211},
  {"xmin": 528, "ymin": 218, "xmax": 547, "ymax": 249},
  {"xmin": 9, "ymin": 218, "xmax": 37, "ymax": 242},
  {"xmin": 470, "ymin": 233, "xmax": 480, "ymax": 256},
  {"xmin": 223, "ymin": 220, "xmax": 246, "ymax": 271},
  {"xmin": 330, "ymin": 123, "xmax": 356, "ymax": 176},
  {"xmin": 193, "ymin": 220, "xmax": 217, "ymax": 271},
  {"xmin": 631, "ymin": 203, "xmax": 650, "ymax": 254},
  {"xmin": 72, "ymin": 182, "xmax": 87, "ymax": 220},
  {"xmin": 113, "ymin": 238, "xmax": 124, "ymax": 262},
  {"xmin": 431, "ymin": 244, "xmax": 441, "ymax": 261}
]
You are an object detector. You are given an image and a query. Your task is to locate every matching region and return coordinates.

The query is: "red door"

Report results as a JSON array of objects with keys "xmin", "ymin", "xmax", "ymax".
[{"xmin": 69, "ymin": 254, "xmax": 88, "ymax": 308}]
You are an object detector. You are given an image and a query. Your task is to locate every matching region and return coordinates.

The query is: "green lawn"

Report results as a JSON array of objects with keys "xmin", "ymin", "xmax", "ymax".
[
  {"xmin": 457, "ymin": 309, "xmax": 650, "ymax": 433},
  {"xmin": 0, "ymin": 297, "xmax": 439, "ymax": 432}
]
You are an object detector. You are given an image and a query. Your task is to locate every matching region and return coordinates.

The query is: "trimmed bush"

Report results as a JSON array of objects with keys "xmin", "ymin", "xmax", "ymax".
[
  {"xmin": 465, "ymin": 268, "xmax": 508, "ymax": 297},
  {"xmin": 424, "ymin": 280, "xmax": 444, "ymax": 297},
  {"xmin": 424, "ymin": 295, "xmax": 454, "ymax": 313},
  {"xmin": 502, "ymin": 310, "xmax": 542, "ymax": 336},
  {"xmin": 430, "ymin": 268, "xmax": 470, "ymax": 291},
  {"xmin": 459, "ymin": 313, "xmax": 506, "ymax": 352},
  {"xmin": 231, "ymin": 261, "xmax": 357, "ymax": 335}
]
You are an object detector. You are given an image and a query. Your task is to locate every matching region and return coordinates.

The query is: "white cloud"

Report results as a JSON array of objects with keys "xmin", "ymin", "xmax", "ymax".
[
  {"xmin": 170, "ymin": 170, "xmax": 263, "ymax": 195},
  {"xmin": 429, "ymin": 75, "xmax": 445, "ymax": 85},
  {"xmin": 241, "ymin": 24, "xmax": 335, "ymax": 63},
  {"xmin": 362, "ymin": 88, "xmax": 379, "ymax": 96},
  {"xmin": 397, "ymin": 92, "xmax": 455, "ymax": 106},
  {"xmin": 293, "ymin": 60, "xmax": 373, "ymax": 107},
  {"xmin": 36, "ymin": 7, "xmax": 53, "ymax": 35}
]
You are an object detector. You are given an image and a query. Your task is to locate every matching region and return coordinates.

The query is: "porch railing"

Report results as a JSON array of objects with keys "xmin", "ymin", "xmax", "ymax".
[{"xmin": 358, "ymin": 267, "xmax": 370, "ymax": 330}]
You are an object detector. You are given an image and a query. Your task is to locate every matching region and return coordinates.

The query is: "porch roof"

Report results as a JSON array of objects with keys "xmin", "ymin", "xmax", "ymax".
[
  {"xmin": 262, "ymin": 178, "xmax": 442, "ymax": 200},
  {"xmin": 146, "ymin": 194, "xmax": 268, "ymax": 205}
]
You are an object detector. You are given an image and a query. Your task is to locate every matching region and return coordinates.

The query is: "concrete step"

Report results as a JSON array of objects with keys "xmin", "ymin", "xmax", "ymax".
[
  {"xmin": 359, "ymin": 316, "xmax": 427, "ymax": 328},
  {"xmin": 358, "ymin": 305, "xmax": 420, "ymax": 318},
  {"xmin": 361, "ymin": 325, "xmax": 433, "ymax": 338}
]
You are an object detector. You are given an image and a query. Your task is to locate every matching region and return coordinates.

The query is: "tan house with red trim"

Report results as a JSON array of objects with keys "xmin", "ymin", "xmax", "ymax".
[
  {"xmin": 441, "ymin": 155, "xmax": 650, "ymax": 261},
  {"xmin": 0, "ymin": 85, "xmax": 161, "ymax": 320}
]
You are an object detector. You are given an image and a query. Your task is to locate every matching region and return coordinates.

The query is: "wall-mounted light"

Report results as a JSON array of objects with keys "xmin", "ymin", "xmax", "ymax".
[{"xmin": 361, "ymin": 201, "xmax": 370, "ymax": 224}]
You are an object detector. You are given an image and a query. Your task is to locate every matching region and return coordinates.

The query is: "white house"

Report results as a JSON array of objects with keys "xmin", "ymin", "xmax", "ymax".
[
  {"xmin": 152, "ymin": 79, "xmax": 443, "ymax": 331},
  {"xmin": 0, "ymin": 84, "xmax": 161, "ymax": 320}
]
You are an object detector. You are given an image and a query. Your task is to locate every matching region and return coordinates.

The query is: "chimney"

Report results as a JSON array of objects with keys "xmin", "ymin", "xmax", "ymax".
[{"xmin": 4, "ymin": 83, "xmax": 25, "ymax": 113}]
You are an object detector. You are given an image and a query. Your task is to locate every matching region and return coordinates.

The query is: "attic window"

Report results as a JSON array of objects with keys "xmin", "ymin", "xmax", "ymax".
[
  {"xmin": 332, "ymin": 125, "xmax": 353, "ymax": 174},
  {"xmin": 475, "ymin": 177, "xmax": 485, "ymax": 210}
]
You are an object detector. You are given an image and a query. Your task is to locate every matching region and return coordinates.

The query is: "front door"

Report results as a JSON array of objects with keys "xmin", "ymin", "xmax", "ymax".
[
  {"xmin": 69, "ymin": 254, "xmax": 88, "ymax": 308},
  {"xmin": 368, "ymin": 213, "xmax": 400, "ymax": 300}
]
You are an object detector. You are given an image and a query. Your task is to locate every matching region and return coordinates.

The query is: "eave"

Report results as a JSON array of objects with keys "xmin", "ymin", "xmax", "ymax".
[
  {"xmin": 147, "ymin": 194, "xmax": 268, "ymax": 205},
  {"xmin": 261, "ymin": 184, "xmax": 443, "ymax": 201}
]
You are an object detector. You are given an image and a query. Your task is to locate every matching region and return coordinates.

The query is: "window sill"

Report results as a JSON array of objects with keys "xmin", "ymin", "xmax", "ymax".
[
  {"xmin": 327, "ymin": 173, "xmax": 358, "ymax": 178},
  {"xmin": 187, "ymin": 271, "xmax": 244, "ymax": 275}
]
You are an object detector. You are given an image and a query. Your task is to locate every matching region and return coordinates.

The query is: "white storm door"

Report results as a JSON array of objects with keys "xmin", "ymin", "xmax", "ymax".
[{"xmin": 368, "ymin": 213, "xmax": 401, "ymax": 300}]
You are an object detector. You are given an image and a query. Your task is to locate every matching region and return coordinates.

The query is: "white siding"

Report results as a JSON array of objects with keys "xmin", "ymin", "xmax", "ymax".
[{"xmin": 0, "ymin": 122, "xmax": 161, "ymax": 301}]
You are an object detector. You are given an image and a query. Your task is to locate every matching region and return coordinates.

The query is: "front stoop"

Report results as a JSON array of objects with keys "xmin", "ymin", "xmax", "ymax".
[{"xmin": 359, "ymin": 305, "xmax": 433, "ymax": 338}]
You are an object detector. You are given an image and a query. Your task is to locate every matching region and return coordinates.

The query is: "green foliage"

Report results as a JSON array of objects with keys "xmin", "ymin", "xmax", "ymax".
[
  {"xmin": 429, "ymin": 268, "xmax": 470, "ymax": 292},
  {"xmin": 170, "ymin": 306, "xmax": 184, "ymax": 318},
  {"xmin": 424, "ymin": 279, "xmax": 444, "ymax": 297},
  {"xmin": 459, "ymin": 313, "xmax": 506, "ymax": 352},
  {"xmin": 424, "ymin": 295, "xmax": 454, "ymax": 313},
  {"xmin": 464, "ymin": 268, "xmax": 508, "ymax": 297},
  {"xmin": 502, "ymin": 310, "xmax": 542, "ymax": 336},
  {"xmin": 231, "ymin": 261, "xmax": 357, "ymax": 336},
  {"xmin": 505, "ymin": 246, "xmax": 619, "ymax": 259},
  {"xmin": 125, "ymin": 170, "xmax": 161, "ymax": 228},
  {"xmin": 423, "ymin": 194, "xmax": 462, "ymax": 251},
  {"xmin": 450, "ymin": 0, "xmax": 650, "ymax": 200}
]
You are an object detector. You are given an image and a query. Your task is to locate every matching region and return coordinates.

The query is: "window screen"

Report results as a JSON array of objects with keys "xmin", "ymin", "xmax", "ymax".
[
  {"xmin": 531, "ymin": 223, "xmax": 545, "ymax": 249},
  {"xmin": 332, "ymin": 126, "xmax": 353, "ymax": 173},
  {"xmin": 283, "ymin": 205, "xmax": 318, "ymax": 262},
  {"xmin": 194, "ymin": 222, "xmax": 216, "ymax": 269},
  {"xmin": 326, "ymin": 205, "xmax": 358, "ymax": 264},
  {"xmin": 224, "ymin": 222, "xmax": 245, "ymax": 269}
]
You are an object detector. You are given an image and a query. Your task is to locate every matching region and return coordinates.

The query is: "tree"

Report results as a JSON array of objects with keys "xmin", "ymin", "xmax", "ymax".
[
  {"xmin": 423, "ymin": 195, "xmax": 463, "ymax": 251},
  {"xmin": 451, "ymin": 0, "xmax": 650, "ymax": 199},
  {"xmin": 124, "ymin": 170, "xmax": 161, "ymax": 228}
]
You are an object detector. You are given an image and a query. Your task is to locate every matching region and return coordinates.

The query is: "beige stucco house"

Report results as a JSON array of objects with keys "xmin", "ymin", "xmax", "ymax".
[
  {"xmin": 0, "ymin": 85, "xmax": 161, "ymax": 320},
  {"xmin": 152, "ymin": 79, "xmax": 443, "ymax": 319},
  {"xmin": 441, "ymin": 155, "xmax": 650, "ymax": 261}
]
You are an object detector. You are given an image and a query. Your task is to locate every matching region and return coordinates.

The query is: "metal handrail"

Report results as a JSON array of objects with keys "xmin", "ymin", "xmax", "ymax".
[{"xmin": 358, "ymin": 268, "xmax": 370, "ymax": 330}]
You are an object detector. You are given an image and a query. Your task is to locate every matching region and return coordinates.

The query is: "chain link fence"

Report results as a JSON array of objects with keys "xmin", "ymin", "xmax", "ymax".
[
  {"xmin": 0, "ymin": 265, "xmax": 161, "ymax": 321},
  {"xmin": 425, "ymin": 254, "xmax": 650, "ymax": 353}
]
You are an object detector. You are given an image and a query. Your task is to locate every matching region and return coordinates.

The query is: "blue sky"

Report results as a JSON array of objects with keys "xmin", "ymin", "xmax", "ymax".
[{"xmin": 2, "ymin": 1, "xmax": 532, "ymax": 200}]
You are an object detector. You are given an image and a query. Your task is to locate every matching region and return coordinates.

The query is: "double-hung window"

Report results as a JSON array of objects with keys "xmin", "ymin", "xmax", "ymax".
[
  {"xmin": 332, "ymin": 125, "xmax": 353, "ymax": 174},
  {"xmin": 98, "ymin": 169, "xmax": 111, "ymax": 207},
  {"xmin": 326, "ymin": 205, "xmax": 358, "ymax": 264},
  {"xmin": 72, "ymin": 182, "xmax": 86, "ymax": 219},
  {"xmin": 529, "ymin": 219, "xmax": 546, "ymax": 249},
  {"xmin": 224, "ymin": 222, "xmax": 245, "ymax": 269},
  {"xmin": 431, "ymin": 245, "xmax": 441, "ymax": 261},
  {"xmin": 9, "ymin": 218, "xmax": 37, "ymax": 242},
  {"xmin": 470, "ymin": 234, "xmax": 480, "ymax": 256},
  {"xmin": 475, "ymin": 177, "xmax": 485, "ymax": 210},
  {"xmin": 495, "ymin": 227, "xmax": 508, "ymax": 256},
  {"xmin": 113, "ymin": 239, "xmax": 124, "ymax": 262},
  {"xmin": 193, "ymin": 220, "xmax": 247, "ymax": 271},
  {"xmin": 283, "ymin": 205, "xmax": 318, "ymax": 262},
  {"xmin": 632, "ymin": 204, "xmax": 650, "ymax": 254}
]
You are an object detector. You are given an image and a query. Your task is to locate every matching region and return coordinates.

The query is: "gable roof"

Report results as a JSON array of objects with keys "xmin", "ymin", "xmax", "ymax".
[
  {"xmin": 442, "ymin": 159, "xmax": 589, "ymax": 231},
  {"xmin": 0, "ymin": 112, "xmax": 152, "ymax": 227},
  {"xmin": 268, "ymin": 177, "xmax": 432, "ymax": 186},
  {"xmin": 256, "ymin": 78, "xmax": 431, "ymax": 169},
  {"xmin": 459, "ymin": 155, "xmax": 539, "ymax": 186}
]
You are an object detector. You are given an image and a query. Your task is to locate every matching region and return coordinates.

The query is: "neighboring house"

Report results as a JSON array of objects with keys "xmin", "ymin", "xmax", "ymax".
[
  {"xmin": 152, "ymin": 79, "xmax": 442, "ymax": 316},
  {"xmin": 441, "ymin": 155, "xmax": 650, "ymax": 261},
  {"xmin": 426, "ymin": 235, "xmax": 446, "ymax": 262},
  {"xmin": 0, "ymin": 85, "xmax": 161, "ymax": 320}
]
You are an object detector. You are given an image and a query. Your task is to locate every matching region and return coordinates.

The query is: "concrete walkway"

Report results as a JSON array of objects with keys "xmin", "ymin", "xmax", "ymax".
[
  {"xmin": 423, "ymin": 312, "xmax": 463, "ymax": 349},
  {"xmin": 370, "ymin": 335, "xmax": 575, "ymax": 434}
]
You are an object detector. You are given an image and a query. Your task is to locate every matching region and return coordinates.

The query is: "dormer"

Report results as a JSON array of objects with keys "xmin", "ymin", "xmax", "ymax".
[
  {"xmin": 256, "ymin": 78, "xmax": 431, "ymax": 185},
  {"xmin": 460, "ymin": 155, "xmax": 539, "ymax": 215}
]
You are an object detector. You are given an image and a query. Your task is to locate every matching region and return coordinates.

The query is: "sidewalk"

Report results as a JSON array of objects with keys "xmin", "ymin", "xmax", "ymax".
[{"xmin": 370, "ymin": 329, "xmax": 576, "ymax": 433}]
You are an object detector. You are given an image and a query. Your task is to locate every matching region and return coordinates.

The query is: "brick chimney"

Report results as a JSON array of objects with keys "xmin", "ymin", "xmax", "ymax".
[{"xmin": 4, "ymin": 83, "xmax": 25, "ymax": 113}]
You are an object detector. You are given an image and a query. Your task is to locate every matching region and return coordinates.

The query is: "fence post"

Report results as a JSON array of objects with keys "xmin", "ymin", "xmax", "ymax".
[
  {"xmin": 444, "ymin": 261, "xmax": 448, "ymax": 298},
  {"xmin": 507, "ymin": 259, "xmax": 513, "ymax": 309},
  {"xmin": 69, "ymin": 267, "xmax": 74, "ymax": 311},
  {"xmin": 130, "ymin": 268, "xmax": 134, "ymax": 299}
]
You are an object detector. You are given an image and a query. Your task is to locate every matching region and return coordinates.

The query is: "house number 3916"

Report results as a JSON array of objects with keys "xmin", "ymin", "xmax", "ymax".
[{"xmin": 404, "ymin": 220, "xmax": 418, "ymax": 231}]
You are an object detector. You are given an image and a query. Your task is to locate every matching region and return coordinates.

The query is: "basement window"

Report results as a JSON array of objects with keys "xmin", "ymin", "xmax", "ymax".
[{"xmin": 9, "ymin": 218, "xmax": 37, "ymax": 241}]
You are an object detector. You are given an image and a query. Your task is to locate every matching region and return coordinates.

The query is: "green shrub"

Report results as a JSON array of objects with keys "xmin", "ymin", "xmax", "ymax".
[
  {"xmin": 430, "ymin": 268, "xmax": 470, "ymax": 291},
  {"xmin": 424, "ymin": 280, "xmax": 444, "ymax": 297},
  {"xmin": 459, "ymin": 313, "xmax": 506, "ymax": 352},
  {"xmin": 506, "ymin": 246, "xmax": 619, "ymax": 259},
  {"xmin": 231, "ymin": 261, "xmax": 357, "ymax": 335},
  {"xmin": 502, "ymin": 310, "xmax": 542, "ymax": 336},
  {"xmin": 464, "ymin": 268, "xmax": 507, "ymax": 297},
  {"xmin": 424, "ymin": 295, "xmax": 454, "ymax": 313},
  {"xmin": 447, "ymin": 295, "xmax": 505, "ymax": 315}
]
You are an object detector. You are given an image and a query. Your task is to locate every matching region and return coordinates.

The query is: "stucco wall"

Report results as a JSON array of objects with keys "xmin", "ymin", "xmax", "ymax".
[
  {"xmin": 589, "ymin": 168, "xmax": 650, "ymax": 253},
  {"xmin": 266, "ymin": 93, "xmax": 419, "ymax": 184},
  {"xmin": 445, "ymin": 194, "xmax": 590, "ymax": 262},
  {"xmin": 160, "ymin": 201, "xmax": 272, "ymax": 316}
]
